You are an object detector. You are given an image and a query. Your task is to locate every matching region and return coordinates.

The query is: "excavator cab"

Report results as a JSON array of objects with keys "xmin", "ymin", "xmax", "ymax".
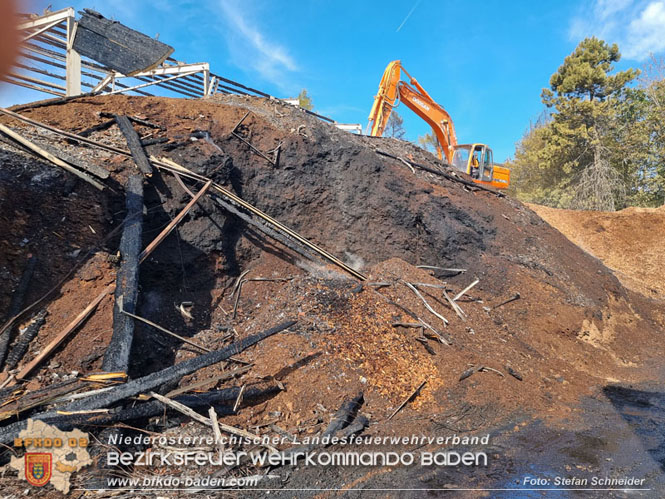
[{"xmin": 451, "ymin": 144, "xmax": 509, "ymax": 189}]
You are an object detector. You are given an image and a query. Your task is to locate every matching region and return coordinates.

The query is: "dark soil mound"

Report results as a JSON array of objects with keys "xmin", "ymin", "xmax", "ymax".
[{"xmin": 0, "ymin": 94, "xmax": 664, "ymax": 492}]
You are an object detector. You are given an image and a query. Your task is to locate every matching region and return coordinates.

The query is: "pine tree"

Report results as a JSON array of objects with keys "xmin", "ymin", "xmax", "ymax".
[
  {"xmin": 508, "ymin": 37, "xmax": 642, "ymax": 210},
  {"xmin": 385, "ymin": 111, "xmax": 406, "ymax": 139}
]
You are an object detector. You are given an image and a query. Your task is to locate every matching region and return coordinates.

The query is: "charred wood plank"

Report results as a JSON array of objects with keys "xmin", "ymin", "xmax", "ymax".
[
  {"xmin": 279, "ymin": 393, "xmax": 365, "ymax": 460},
  {"xmin": 209, "ymin": 193, "xmax": 321, "ymax": 264},
  {"xmin": 0, "ymin": 255, "xmax": 37, "ymax": 370},
  {"xmin": 322, "ymin": 392, "xmax": 364, "ymax": 438},
  {"xmin": 114, "ymin": 115, "xmax": 152, "ymax": 176},
  {"xmin": 102, "ymin": 174, "xmax": 144, "ymax": 374},
  {"xmin": 5, "ymin": 310, "xmax": 47, "ymax": 370},
  {"xmin": 0, "ymin": 320, "xmax": 295, "ymax": 444},
  {"xmin": 139, "ymin": 180, "xmax": 211, "ymax": 262},
  {"xmin": 9, "ymin": 384, "xmax": 279, "ymax": 434},
  {"xmin": 0, "ymin": 378, "xmax": 81, "ymax": 421},
  {"xmin": 66, "ymin": 320, "xmax": 295, "ymax": 413},
  {"xmin": 16, "ymin": 285, "xmax": 114, "ymax": 381},
  {"xmin": 77, "ymin": 119, "xmax": 116, "ymax": 137},
  {"xmin": 459, "ymin": 367, "xmax": 477, "ymax": 381},
  {"xmin": 140, "ymin": 137, "xmax": 168, "ymax": 147},
  {"xmin": 340, "ymin": 414, "xmax": 369, "ymax": 438},
  {"xmin": 73, "ymin": 9, "xmax": 174, "ymax": 76},
  {"xmin": 0, "ymin": 124, "xmax": 106, "ymax": 189},
  {"xmin": 505, "ymin": 365, "xmax": 523, "ymax": 381},
  {"xmin": 100, "ymin": 112, "xmax": 164, "ymax": 130}
]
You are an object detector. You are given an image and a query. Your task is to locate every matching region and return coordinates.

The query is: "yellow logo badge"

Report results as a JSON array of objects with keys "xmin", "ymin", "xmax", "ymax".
[{"xmin": 25, "ymin": 453, "xmax": 52, "ymax": 487}]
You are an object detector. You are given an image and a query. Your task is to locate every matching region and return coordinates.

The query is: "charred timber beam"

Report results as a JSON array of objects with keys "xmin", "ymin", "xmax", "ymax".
[
  {"xmin": 68, "ymin": 320, "xmax": 295, "ymax": 413},
  {"xmin": 99, "ymin": 112, "xmax": 163, "ymax": 130},
  {"xmin": 5, "ymin": 310, "xmax": 47, "ymax": 370},
  {"xmin": 77, "ymin": 119, "xmax": 115, "ymax": 137},
  {"xmin": 0, "ymin": 321, "xmax": 295, "ymax": 444},
  {"xmin": 322, "ymin": 392, "xmax": 364, "ymax": 438},
  {"xmin": 114, "ymin": 115, "xmax": 153, "ymax": 176},
  {"xmin": 209, "ymin": 194, "xmax": 320, "ymax": 264},
  {"xmin": 280, "ymin": 393, "xmax": 365, "ymax": 459},
  {"xmin": 0, "ymin": 256, "xmax": 37, "ymax": 369},
  {"xmin": 5, "ymin": 384, "xmax": 279, "ymax": 435},
  {"xmin": 0, "ymin": 378, "xmax": 81, "ymax": 421},
  {"xmin": 139, "ymin": 180, "xmax": 211, "ymax": 262},
  {"xmin": 102, "ymin": 175, "xmax": 144, "ymax": 374},
  {"xmin": 140, "ymin": 137, "xmax": 168, "ymax": 147}
]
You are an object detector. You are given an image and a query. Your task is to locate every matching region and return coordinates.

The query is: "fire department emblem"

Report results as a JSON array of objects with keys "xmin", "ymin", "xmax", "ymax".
[{"xmin": 25, "ymin": 453, "xmax": 52, "ymax": 487}]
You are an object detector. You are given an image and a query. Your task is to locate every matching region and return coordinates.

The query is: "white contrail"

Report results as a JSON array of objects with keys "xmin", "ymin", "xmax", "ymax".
[{"xmin": 396, "ymin": 0, "xmax": 422, "ymax": 32}]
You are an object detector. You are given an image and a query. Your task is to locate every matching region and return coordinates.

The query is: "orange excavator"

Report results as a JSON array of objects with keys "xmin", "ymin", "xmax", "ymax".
[{"xmin": 367, "ymin": 60, "xmax": 510, "ymax": 189}]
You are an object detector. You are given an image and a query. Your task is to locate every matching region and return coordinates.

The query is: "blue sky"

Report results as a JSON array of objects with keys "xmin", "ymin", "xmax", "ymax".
[{"xmin": 3, "ymin": 0, "xmax": 665, "ymax": 161}]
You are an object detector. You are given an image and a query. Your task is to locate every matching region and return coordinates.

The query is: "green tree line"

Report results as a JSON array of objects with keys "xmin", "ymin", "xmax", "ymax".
[{"xmin": 506, "ymin": 37, "xmax": 665, "ymax": 210}]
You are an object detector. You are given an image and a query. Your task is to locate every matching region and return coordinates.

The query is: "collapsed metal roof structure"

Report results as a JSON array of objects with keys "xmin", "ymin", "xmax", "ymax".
[
  {"xmin": 6, "ymin": 7, "xmax": 277, "ymax": 101},
  {"xmin": 4, "ymin": 7, "xmax": 367, "ymax": 132}
]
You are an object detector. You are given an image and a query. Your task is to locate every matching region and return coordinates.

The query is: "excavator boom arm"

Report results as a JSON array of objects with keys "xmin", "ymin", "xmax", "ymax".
[
  {"xmin": 367, "ymin": 60, "xmax": 402, "ymax": 137},
  {"xmin": 397, "ymin": 82, "xmax": 457, "ymax": 162},
  {"xmin": 367, "ymin": 60, "xmax": 457, "ymax": 162}
]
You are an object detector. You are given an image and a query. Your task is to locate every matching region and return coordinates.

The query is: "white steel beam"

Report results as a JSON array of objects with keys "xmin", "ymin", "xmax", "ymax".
[
  {"xmin": 65, "ymin": 17, "xmax": 81, "ymax": 96},
  {"xmin": 113, "ymin": 63, "xmax": 209, "ymax": 78},
  {"xmin": 21, "ymin": 20, "xmax": 64, "ymax": 43},
  {"xmin": 1, "ymin": 77, "xmax": 65, "ymax": 97},
  {"xmin": 208, "ymin": 76, "xmax": 217, "ymax": 96},
  {"xmin": 335, "ymin": 124, "xmax": 363, "ymax": 134},
  {"xmin": 17, "ymin": 8, "xmax": 74, "ymax": 31},
  {"xmin": 203, "ymin": 69, "xmax": 210, "ymax": 96},
  {"xmin": 104, "ymin": 71, "xmax": 199, "ymax": 95},
  {"xmin": 92, "ymin": 74, "xmax": 114, "ymax": 93},
  {"xmin": 8, "ymin": 72, "xmax": 66, "ymax": 91}
]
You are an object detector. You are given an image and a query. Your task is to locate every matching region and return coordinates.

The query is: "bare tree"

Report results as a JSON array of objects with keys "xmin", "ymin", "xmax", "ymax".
[{"xmin": 573, "ymin": 126, "xmax": 626, "ymax": 211}]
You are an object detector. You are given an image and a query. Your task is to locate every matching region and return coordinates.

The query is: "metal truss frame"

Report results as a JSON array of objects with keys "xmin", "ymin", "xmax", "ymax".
[{"xmin": 5, "ymin": 7, "xmax": 357, "ymax": 130}]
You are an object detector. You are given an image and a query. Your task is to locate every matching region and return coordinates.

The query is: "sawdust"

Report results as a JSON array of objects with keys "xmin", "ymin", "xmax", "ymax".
[
  {"xmin": 529, "ymin": 203, "xmax": 665, "ymax": 298},
  {"xmin": 324, "ymin": 288, "xmax": 443, "ymax": 407}
]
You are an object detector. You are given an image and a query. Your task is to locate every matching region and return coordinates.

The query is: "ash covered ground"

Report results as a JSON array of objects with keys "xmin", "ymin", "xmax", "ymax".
[{"xmin": 0, "ymin": 94, "xmax": 663, "ymax": 494}]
